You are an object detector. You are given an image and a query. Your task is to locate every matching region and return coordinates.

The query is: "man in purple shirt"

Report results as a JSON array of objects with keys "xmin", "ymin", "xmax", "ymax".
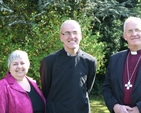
[{"xmin": 102, "ymin": 16, "xmax": 141, "ymax": 113}]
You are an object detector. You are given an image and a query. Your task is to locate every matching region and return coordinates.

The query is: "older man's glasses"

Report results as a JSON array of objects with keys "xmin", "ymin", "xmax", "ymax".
[
  {"xmin": 61, "ymin": 31, "xmax": 79, "ymax": 37},
  {"xmin": 125, "ymin": 29, "xmax": 141, "ymax": 34}
]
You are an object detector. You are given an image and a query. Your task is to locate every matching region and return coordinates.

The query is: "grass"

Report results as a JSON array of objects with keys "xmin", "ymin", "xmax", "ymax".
[{"xmin": 90, "ymin": 95, "xmax": 109, "ymax": 113}]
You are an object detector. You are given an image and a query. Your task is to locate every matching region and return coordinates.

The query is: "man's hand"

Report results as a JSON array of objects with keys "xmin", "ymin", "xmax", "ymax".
[
  {"xmin": 128, "ymin": 106, "xmax": 139, "ymax": 113},
  {"xmin": 113, "ymin": 104, "xmax": 133, "ymax": 113}
]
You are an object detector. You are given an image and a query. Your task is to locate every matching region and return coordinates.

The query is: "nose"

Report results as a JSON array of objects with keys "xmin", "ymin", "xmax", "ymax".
[
  {"xmin": 69, "ymin": 33, "xmax": 76, "ymax": 38},
  {"xmin": 131, "ymin": 30, "xmax": 138, "ymax": 36},
  {"xmin": 17, "ymin": 64, "xmax": 22, "ymax": 68}
]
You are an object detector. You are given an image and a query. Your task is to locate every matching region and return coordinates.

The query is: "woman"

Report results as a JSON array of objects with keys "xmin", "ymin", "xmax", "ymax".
[{"xmin": 0, "ymin": 50, "xmax": 46, "ymax": 113}]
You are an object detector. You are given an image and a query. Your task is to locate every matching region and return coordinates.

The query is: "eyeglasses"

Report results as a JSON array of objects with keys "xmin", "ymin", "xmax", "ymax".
[
  {"xmin": 125, "ymin": 29, "xmax": 141, "ymax": 34},
  {"xmin": 61, "ymin": 31, "xmax": 79, "ymax": 37}
]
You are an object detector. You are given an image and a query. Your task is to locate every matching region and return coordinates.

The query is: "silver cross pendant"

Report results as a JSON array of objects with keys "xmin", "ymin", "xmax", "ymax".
[{"xmin": 125, "ymin": 81, "xmax": 132, "ymax": 90}]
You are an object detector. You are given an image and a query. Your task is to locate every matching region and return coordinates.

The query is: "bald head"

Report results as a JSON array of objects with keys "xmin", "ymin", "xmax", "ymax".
[
  {"xmin": 60, "ymin": 20, "xmax": 81, "ymax": 33},
  {"xmin": 123, "ymin": 17, "xmax": 141, "ymax": 32}
]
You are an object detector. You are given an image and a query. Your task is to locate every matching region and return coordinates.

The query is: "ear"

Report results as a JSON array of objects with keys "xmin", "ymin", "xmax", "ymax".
[
  {"xmin": 80, "ymin": 33, "xmax": 82, "ymax": 41},
  {"xmin": 123, "ymin": 32, "xmax": 127, "ymax": 41},
  {"xmin": 60, "ymin": 34, "xmax": 63, "ymax": 42}
]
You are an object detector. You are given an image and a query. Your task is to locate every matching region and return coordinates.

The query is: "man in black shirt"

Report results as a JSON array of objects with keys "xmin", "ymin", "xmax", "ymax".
[{"xmin": 40, "ymin": 20, "xmax": 97, "ymax": 113}]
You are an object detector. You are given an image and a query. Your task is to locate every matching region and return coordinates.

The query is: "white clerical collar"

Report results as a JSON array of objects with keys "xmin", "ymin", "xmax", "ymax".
[
  {"xmin": 131, "ymin": 51, "xmax": 137, "ymax": 55},
  {"xmin": 67, "ymin": 52, "xmax": 72, "ymax": 56}
]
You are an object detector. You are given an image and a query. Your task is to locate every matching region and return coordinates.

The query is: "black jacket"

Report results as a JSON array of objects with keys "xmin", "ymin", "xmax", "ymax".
[{"xmin": 102, "ymin": 50, "xmax": 141, "ymax": 113}]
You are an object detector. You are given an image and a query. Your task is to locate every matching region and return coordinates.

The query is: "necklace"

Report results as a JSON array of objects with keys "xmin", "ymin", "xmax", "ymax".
[{"xmin": 125, "ymin": 52, "xmax": 141, "ymax": 90}]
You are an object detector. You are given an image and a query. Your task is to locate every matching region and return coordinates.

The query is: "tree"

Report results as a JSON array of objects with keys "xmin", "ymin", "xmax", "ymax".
[{"xmin": 0, "ymin": 0, "xmax": 105, "ymax": 84}]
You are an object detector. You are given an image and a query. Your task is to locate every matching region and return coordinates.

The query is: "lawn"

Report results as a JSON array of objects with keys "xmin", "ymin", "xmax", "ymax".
[{"xmin": 90, "ymin": 95, "xmax": 109, "ymax": 113}]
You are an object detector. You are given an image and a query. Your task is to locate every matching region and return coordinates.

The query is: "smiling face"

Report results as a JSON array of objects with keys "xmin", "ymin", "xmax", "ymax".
[
  {"xmin": 123, "ymin": 17, "xmax": 141, "ymax": 51},
  {"xmin": 9, "ymin": 57, "xmax": 29, "ymax": 81},
  {"xmin": 8, "ymin": 50, "xmax": 30, "ymax": 81},
  {"xmin": 60, "ymin": 20, "xmax": 82, "ymax": 53}
]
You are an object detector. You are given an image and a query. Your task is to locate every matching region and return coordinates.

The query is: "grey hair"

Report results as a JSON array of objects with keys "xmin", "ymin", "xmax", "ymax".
[
  {"xmin": 123, "ymin": 16, "xmax": 141, "ymax": 32},
  {"xmin": 8, "ymin": 50, "xmax": 30, "ymax": 69},
  {"xmin": 60, "ymin": 20, "xmax": 81, "ymax": 33}
]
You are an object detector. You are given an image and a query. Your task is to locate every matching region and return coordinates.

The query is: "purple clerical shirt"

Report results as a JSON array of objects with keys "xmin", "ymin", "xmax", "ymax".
[{"xmin": 123, "ymin": 50, "xmax": 141, "ymax": 105}]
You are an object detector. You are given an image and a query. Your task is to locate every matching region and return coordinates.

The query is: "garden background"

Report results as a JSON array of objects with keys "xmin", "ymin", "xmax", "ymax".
[{"xmin": 0, "ymin": 0, "xmax": 141, "ymax": 112}]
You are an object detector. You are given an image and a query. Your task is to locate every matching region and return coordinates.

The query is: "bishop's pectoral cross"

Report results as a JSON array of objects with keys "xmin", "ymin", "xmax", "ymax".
[{"xmin": 125, "ymin": 81, "xmax": 132, "ymax": 90}]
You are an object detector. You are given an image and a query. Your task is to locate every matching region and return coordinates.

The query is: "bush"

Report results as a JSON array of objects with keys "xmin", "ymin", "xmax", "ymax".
[{"xmin": 0, "ymin": 2, "xmax": 105, "ymax": 88}]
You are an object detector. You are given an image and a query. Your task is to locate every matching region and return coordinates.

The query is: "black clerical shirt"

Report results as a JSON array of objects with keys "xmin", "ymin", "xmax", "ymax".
[{"xmin": 40, "ymin": 48, "xmax": 97, "ymax": 113}]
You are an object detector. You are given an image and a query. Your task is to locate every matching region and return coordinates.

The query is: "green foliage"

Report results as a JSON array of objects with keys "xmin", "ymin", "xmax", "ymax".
[
  {"xmin": 0, "ymin": 0, "xmax": 105, "ymax": 87},
  {"xmin": 87, "ymin": 0, "xmax": 137, "ymax": 70},
  {"xmin": 133, "ymin": 2, "xmax": 141, "ymax": 16},
  {"xmin": 0, "ymin": 0, "xmax": 141, "ymax": 92}
]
